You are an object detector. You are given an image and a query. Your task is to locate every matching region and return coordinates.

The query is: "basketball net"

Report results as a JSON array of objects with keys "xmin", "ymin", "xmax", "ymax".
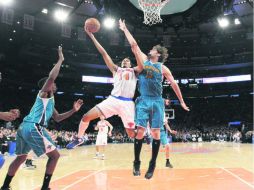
[{"xmin": 138, "ymin": 0, "xmax": 170, "ymax": 25}]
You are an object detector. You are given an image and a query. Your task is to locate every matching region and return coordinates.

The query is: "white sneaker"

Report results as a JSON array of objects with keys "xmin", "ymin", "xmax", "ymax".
[
  {"xmin": 93, "ymin": 154, "xmax": 99, "ymax": 159},
  {"xmin": 100, "ymin": 155, "xmax": 105, "ymax": 160}
]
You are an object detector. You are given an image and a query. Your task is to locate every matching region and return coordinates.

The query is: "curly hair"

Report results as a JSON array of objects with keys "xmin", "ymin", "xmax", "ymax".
[{"xmin": 153, "ymin": 45, "xmax": 169, "ymax": 63}]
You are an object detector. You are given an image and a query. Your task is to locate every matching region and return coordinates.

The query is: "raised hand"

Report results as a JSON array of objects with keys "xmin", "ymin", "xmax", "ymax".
[
  {"xmin": 10, "ymin": 109, "xmax": 20, "ymax": 119},
  {"xmin": 0, "ymin": 112, "xmax": 17, "ymax": 121},
  {"xmin": 84, "ymin": 26, "xmax": 94, "ymax": 38},
  {"xmin": 58, "ymin": 46, "xmax": 64, "ymax": 62},
  {"xmin": 119, "ymin": 19, "xmax": 127, "ymax": 31},
  {"xmin": 180, "ymin": 102, "xmax": 190, "ymax": 111},
  {"xmin": 73, "ymin": 99, "xmax": 84, "ymax": 112},
  {"xmin": 171, "ymin": 130, "xmax": 177, "ymax": 135}
]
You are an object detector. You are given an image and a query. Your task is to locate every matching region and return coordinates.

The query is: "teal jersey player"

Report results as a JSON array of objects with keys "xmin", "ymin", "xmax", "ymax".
[
  {"xmin": 1, "ymin": 47, "xmax": 83, "ymax": 190},
  {"xmin": 119, "ymin": 19, "xmax": 190, "ymax": 180}
]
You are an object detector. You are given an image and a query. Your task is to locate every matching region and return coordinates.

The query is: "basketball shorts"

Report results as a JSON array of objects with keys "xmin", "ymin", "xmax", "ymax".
[
  {"xmin": 96, "ymin": 134, "xmax": 108, "ymax": 146},
  {"xmin": 135, "ymin": 96, "xmax": 164, "ymax": 129},
  {"xmin": 160, "ymin": 130, "xmax": 169, "ymax": 146},
  {"xmin": 96, "ymin": 96, "xmax": 135, "ymax": 129},
  {"xmin": 16, "ymin": 122, "xmax": 56, "ymax": 157}
]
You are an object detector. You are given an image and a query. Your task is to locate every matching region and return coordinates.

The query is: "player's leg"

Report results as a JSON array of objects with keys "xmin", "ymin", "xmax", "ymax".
[
  {"xmin": 36, "ymin": 127, "xmax": 60, "ymax": 190},
  {"xmin": 41, "ymin": 149, "xmax": 60, "ymax": 190},
  {"xmin": 94, "ymin": 135, "xmax": 101, "ymax": 159},
  {"xmin": 94, "ymin": 145, "xmax": 100, "ymax": 159},
  {"xmin": 67, "ymin": 107, "xmax": 102, "ymax": 149},
  {"xmin": 1, "ymin": 155, "xmax": 28, "ymax": 190},
  {"xmin": 100, "ymin": 145, "xmax": 105, "ymax": 160},
  {"xmin": 67, "ymin": 97, "xmax": 117, "ymax": 149},
  {"xmin": 133, "ymin": 97, "xmax": 149, "ymax": 176},
  {"xmin": 165, "ymin": 144, "xmax": 173, "ymax": 168},
  {"xmin": 161, "ymin": 131, "xmax": 173, "ymax": 168},
  {"xmin": 145, "ymin": 98, "xmax": 164, "ymax": 179},
  {"xmin": 120, "ymin": 101, "xmax": 136, "ymax": 138},
  {"xmin": 1, "ymin": 126, "xmax": 29, "ymax": 189},
  {"xmin": 24, "ymin": 151, "xmax": 36, "ymax": 169}
]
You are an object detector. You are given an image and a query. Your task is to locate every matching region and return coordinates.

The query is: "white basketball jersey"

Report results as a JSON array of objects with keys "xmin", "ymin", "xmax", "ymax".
[
  {"xmin": 97, "ymin": 120, "xmax": 108, "ymax": 135},
  {"xmin": 111, "ymin": 67, "xmax": 137, "ymax": 98}
]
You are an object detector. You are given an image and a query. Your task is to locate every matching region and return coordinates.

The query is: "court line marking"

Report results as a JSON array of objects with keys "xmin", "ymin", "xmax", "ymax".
[
  {"xmin": 62, "ymin": 169, "xmax": 103, "ymax": 190},
  {"xmin": 219, "ymin": 167, "xmax": 254, "ymax": 189},
  {"xmin": 33, "ymin": 169, "xmax": 83, "ymax": 189},
  {"xmin": 198, "ymin": 175, "xmax": 210, "ymax": 178}
]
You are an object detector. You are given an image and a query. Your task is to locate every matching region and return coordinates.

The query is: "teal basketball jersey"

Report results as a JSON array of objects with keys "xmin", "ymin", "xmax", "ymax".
[
  {"xmin": 23, "ymin": 92, "xmax": 55, "ymax": 127},
  {"xmin": 138, "ymin": 60, "xmax": 163, "ymax": 97}
]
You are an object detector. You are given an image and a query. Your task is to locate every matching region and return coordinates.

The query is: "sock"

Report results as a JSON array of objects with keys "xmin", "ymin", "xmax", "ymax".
[
  {"xmin": 151, "ymin": 139, "xmax": 161, "ymax": 163},
  {"xmin": 25, "ymin": 159, "xmax": 30, "ymax": 165},
  {"xmin": 78, "ymin": 121, "xmax": 89, "ymax": 138},
  {"xmin": 166, "ymin": 159, "xmax": 169, "ymax": 163},
  {"xmin": 41, "ymin": 174, "xmax": 52, "ymax": 189},
  {"xmin": 96, "ymin": 152, "xmax": 99, "ymax": 156},
  {"xmin": 2, "ymin": 174, "xmax": 14, "ymax": 188},
  {"xmin": 134, "ymin": 138, "xmax": 143, "ymax": 162}
]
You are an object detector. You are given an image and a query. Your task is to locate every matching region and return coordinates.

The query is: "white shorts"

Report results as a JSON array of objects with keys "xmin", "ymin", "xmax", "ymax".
[
  {"xmin": 96, "ymin": 96, "xmax": 135, "ymax": 129},
  {"xmin": 96, "ymin": 134, "xmax": 108, "ymax": 146}
]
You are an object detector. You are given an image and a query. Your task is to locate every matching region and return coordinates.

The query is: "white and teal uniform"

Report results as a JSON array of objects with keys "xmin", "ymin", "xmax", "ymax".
[{"xmin": 16, "ymin": 92, "xmax": 56, "ymax": 157}]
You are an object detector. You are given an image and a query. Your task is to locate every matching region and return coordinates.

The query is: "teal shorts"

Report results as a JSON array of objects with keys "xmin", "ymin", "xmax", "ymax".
[
  {"xmin": 16, "ymin": 122, "xmax": 56, "ymax": 157},
  {"xmin": 135, "ymin": 96, "xmax": 164, "ymax": 129},
  {"xmin": 160, "ymin": 130, "xmax": 169, "ymax": 146}
]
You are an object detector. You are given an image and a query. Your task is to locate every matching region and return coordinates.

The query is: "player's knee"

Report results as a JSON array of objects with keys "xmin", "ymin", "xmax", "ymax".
[
  {"xmin": 54, "ymin": 151, "xmax": 60, "ymax": 160},
  {"xmin": 82, "ymin": 114, "xmax": 91, "ymax": 122},
  {"xmin": 126, "ymin": 129, "xmax": 135, "ymax": 138},
  {"xmin": 16, "ymin": 155, "xmax": 27, "ymax": 163},
  {"xmin": 151, "ymin": 131, "xmax": 160, "ymax": 140},
  {"xmin": 48, "ymin": 150, "xmax": 60, "ymax": 160},
  {"xmin": 136, "ymin": 127, "xmax": 145, "ymax": 139}
]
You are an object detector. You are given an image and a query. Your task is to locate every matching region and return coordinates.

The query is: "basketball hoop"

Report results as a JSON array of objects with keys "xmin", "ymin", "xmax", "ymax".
[{"xmin": 138, "ymin": 0, "xmax": 170, "ymax": 25}]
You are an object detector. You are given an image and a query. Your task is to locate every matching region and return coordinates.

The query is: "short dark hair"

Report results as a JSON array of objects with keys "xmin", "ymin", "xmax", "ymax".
[
  {"xmin": 37, "ymin": 77, "xmax": 48, "ymax": 88},
  {"xmin": 153, "ymin": 45, "xmax": 168, "ymax": 63}
]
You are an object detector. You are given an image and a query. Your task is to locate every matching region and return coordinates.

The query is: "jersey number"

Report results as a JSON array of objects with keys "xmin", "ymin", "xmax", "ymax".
[{"xmin": 146, "ymin": 70, "xmax": 153, "ymax": 79}]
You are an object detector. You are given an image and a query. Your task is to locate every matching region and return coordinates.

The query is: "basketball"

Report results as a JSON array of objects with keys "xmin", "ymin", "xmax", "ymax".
[{"xmin": 85, "ymin": 18, "xmax": 100, "ymax": 33}]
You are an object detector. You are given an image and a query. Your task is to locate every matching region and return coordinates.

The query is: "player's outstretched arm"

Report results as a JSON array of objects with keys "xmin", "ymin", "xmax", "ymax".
[
  {"xmin": 164, "ymin": 119, "xmax": 177, "ymax": 135},
  {"xmin": 52, "ymin": 99, "xmax": 83, "ymax": 123},
  {"xmin": 0, "ymin": 111, "xmax": 18, "ymax": 121},
  {"xmin": 162, "ymin": 65, "xmax": 190, "ymax": 111},
  {"xmin": 41, "ymin": 46, "xmax": 64, "ymax": 93},
  {"xmin": 85, "ymin": 27, "xmax": 117, "ymax": 74},
  {"xmin": 119, "ymin": 19, "xmax": 147, "ymax": 62}
]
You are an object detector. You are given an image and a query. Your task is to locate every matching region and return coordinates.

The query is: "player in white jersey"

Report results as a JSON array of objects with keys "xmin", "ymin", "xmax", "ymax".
[
  {"xmin": 94, "ymin": 116, "xmax": 113, "ymax": 160},
  {"xmin": 67, "ymin": 25, "xmax": 144, "ymax": 149}
]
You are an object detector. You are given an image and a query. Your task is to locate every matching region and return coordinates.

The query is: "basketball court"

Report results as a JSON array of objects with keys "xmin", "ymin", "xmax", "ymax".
[
  {"xmin": 1, "ymin": 143, "xmax": 253, "ymax": 190},
  {"xmin": 0, "ymin": 0, "xmax": 253, "ymax": 190}
]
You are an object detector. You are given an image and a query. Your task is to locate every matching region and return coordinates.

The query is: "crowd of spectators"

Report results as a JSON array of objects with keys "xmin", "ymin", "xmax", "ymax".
[{"xmin": 0, "ymin": 95, "xmax": 253, "ymax": 155}]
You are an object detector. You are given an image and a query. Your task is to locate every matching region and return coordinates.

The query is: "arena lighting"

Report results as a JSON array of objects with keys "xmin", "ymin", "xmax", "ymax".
[
  {"xmin": 82, "ymin": 74, "xmax": 251, "ymax": 84},
  {"xmin": 103, "ymin": 17, "xmax": 115, "ymax": 29},
  {"xmin": 42, "ymin": 8, "xmax": 48, "ymax": 14},
  {"xmin": 234, "ymin": 18, "xmax": 241, "ymax": 25},
  {"xmin": 217, "ymin": 17, "xmax": 229, "ymax": 28},
  {"xmin": 54, "ymin": 9, "xmax": 68, "ymax": 22},
  {"xmin": 74, "ymin": 93, "xmax": 84, "ymax": 96},
  {"xmin": 0, "ymin": 0, "xmax": 13, "ymax": 6}
]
